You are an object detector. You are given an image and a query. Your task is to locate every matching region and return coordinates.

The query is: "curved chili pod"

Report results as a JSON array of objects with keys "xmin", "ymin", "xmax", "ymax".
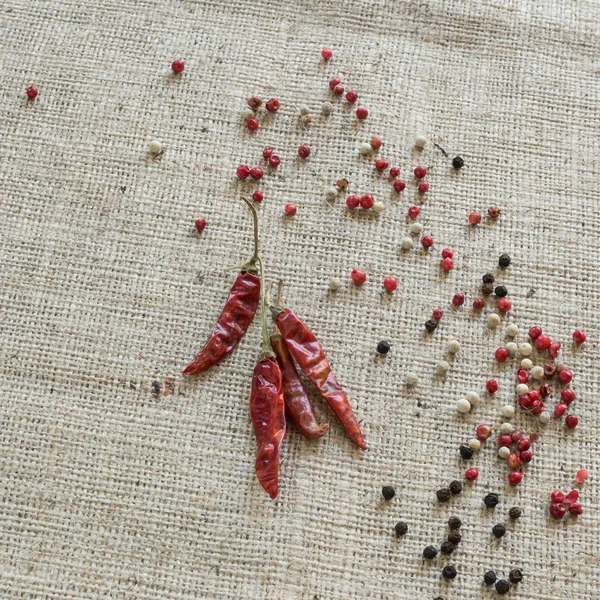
[
  {"xmin": 250, "ymin": 356, "xmax": 286, "ymax": 498},
  {"xmin": 182, "ymin": 270, "xmax": 260, "ymax": 376},
  {"xmin": 271, "ymin": 334, "xmax": 329, "ymax": 440},
  {"xmin": 274, "ymin": 308, "xmax": 366, "ymax": 449}
]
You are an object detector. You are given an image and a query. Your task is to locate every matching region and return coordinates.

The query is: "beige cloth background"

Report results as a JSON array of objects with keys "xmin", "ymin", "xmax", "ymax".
[{"xmin": 1, "ymin": 0, "xmax": 600, "ymax": 598}]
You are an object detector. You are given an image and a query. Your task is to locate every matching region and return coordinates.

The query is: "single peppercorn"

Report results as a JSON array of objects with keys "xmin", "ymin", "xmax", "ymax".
[
  {"xmin": 495, "ymin": 580, "xmax": 510, "ymax": 595},
  {"xmin": 437, "ymin": 488, "xmax": 452, "ymax": 503},
  {"xmin": 459, "ymin": 444, "xmax": 473, "ymax": 460},
  {"xmin": 495, "ymin": 285, "xmax": 508, "ymax": 298},
  {"xmin": 448, "ymin": 516, "xmax": 462, "ymax": 530},
  {"xmin": 423, "ymin": 545, "xmax": 438, "ymax": 560},
  {"xmin": 394, "ymin": 521, "xmax": 408, "ymax": 536},
  {"xmin": 509, "ymin": 569, "xmax": 523, "ymax": 584},
  {"xmin": 482, "ymin": 273, "xmax": 494, "ymax": 284},
  {"xmin": 484, "ymin": 493, "xmax": 500, "ymax": 508},
  {"xmin": 484, "ymin": 571, "xmax": 497, "ymax": 585},
  {"xmin": 509, "ymin": 506, "xmax": 522, "ymax": 519},
  {"xmin": 433, "ymin": 597, "xmax": 445, "ymax": 600},
  {"xmin": 376, "ymin": 341, "xmax": 391, "ymax": 355},
  {"xmin": 440, "ymin": 541, "xmax": 455, "ymax": 555},
  {"xmin": 447, "ymin": 531, "xmax": 462, "ymax": 545},
  {"xmin": 499, "ymin": 254, "xmax": 511, "ymax": 268},
  {"xmin": 452, "ymin": 156, "xmax": 464, "ymax": 169},
  {"xmin": 425, "ymin": 319, "xmax": 438, "ymax": 333},
  {"xmin": 382, "ymin": 486, "xmax": 395, "ymax": 500},
  {"xmin": 492, "ymin": 524, "xmax": 506, "ymax": 538},
  {"xmin": 441, "ymin": 565, "xmax": 457, "ymax": 580},
  {"xmin": 449, "ymin": 480, "xmax": 463, "ymax": 495}
]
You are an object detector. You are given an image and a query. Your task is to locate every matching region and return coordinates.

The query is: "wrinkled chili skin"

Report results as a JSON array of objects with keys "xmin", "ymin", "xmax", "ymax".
[
  {"xmin": 250, "ymin": 356, "xmax": 286, "ymax": 498},
  {"xmin": 182, "ymin": 271, "xmax": 260, "ymax": 376},
  {"xmin": 275, "ymin": 308, "xmax": 366, "ymax": 449},
  {"xmin": 271, "ymin": 334, "xmax": 329, "ymax": 440}
]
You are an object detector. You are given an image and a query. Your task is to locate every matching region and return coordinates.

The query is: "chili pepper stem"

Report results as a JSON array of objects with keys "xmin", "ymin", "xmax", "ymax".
[
  {"xmin": 269, "ymin": 279, "xmax": 285, "ymax": 318},
  {"xmin": 224, "ymin": 197, "xmax": 260, "ymax": 274},
  {"xmin": 257, "ymin": 256, "xmax": 275, "ymax": 362}
]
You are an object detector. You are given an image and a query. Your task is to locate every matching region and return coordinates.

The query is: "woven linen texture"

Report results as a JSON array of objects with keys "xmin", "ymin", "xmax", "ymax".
[{"xmin": 1, "ymin": 0, "xmax": 600, "ymax": 598}]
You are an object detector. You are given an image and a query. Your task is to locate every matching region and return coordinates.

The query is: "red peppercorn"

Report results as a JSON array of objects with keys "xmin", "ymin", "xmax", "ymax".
[
  {"xmin": 551, "ymin": 490, "xmax": 565, "ymax": 503},
  {"xmin": 393, "ymin": 179, "xmax": 406, "ymax": 192},
  {"xmin": 495, "ymin": 347, "xmax": 509, "ymax": 362},
  {"xmin": 565, "ymin": 489, "xmax": 579, "ymax": 505},
  {"xmin": 321, "ymin": 48, "xmax": 333, "ymax": 60},
  {"xmin": 171, "ymin": 59, "xmax": 185, "ymax": 73},
  {"xmin": 519, "ymin": 394, "xmax": 531, "ymax": 410},
  {"xmin": 247, "ymin": 118, "xmax": 259, "ymax": 131},
  {"xmin": 499, "ymin": 435, "xmax": 512, "ymax": 447},
  {"xmin": 486, "ymin": 379, "xmax": 499, "ymax": 393},
  {"xmin": 535, "ymin": 334, "xmax": 551, "ymax": 350},
  {"xmin": 507, "ymin": 453, "xmax": 522, "ymax": 469},
  {"xmin": 565, "ymin": 414, "xmax": 578, "ymax": 428},
  {"xmin": 250, "ymin": 167, "xmax": 264, "ymax": 180},
  {"xmin": 554, "ymin": 403, "xmax": 567, "ymax": 418},
  {"xmin": 194, "ymin": 218, "xmax": 207, "ymax": 233},
  {"xmin": 360, "ymin": 194, "xmax": 374, "ymax": 209},
  {"xmin": 375, "ymin": 158, "xmax": 389, "ymax": 171},
  {"xmin": 529, "ymin": 326, "xmax": 543, "ymax": 340},
  {"xmin": 355, "ymin": 107, "xmax": 369, "ymax": 120},
  {"xmin": 414, "ymin": 166, "xmax": 426, "ymax": 179},
  {"xmin": 558, "ymin": 368, "xmax": 573, "ymax": 384},
  {"xmin": 511, "ymin": 430, "xmax": 523, "ymax": 442},
  {"xmin": 351, "ymin": 269, "xmax": 367, "ymax": 285},
  {"xmin": 265, "ymin": 98, "xmax": 281, "ymax": 113},
  {"xmin": 516, "ymin": 368, "xmax": 529, "ymax": 384},
  {"xmin": 236, "ymin": 164, "xmax": 251, "ymax": 179},
  {"xmin": 539, "ymin": 382, "xmax": 551, "ymax": 397},
  {"xmin": 333, "ymin": 84, "xmax": 344, "ymax": 96},
  {"xmin": 284, "ymin": 203, "xmax": 297, "ymax": 216},
  {"xmin": 517, "ymin": 438, "xmax": 531, "ymax": 452},
  {"xmin": 26, "ymin": 85, "xmax": 38, "ymax": 99},
  {"xmin": 528, "ymin": 389, "xmax": 540, "ymax": 402},
  {"xmin": 452, "ymin": 293, "xmax": 465, "ymax": 307},
  {"xmin": 421, "ymin": 235, "xmax": 433, "ymax": 249},
  {"xmin": 298, "ymin": 144, "xmax": 311, "ymax": 159},
  {"xmin": 476, "ymin": 424, "xmax": 492, "ymax": 441},
  {"xmin": 473, "ymin": 298, "xmax": 485, "ymax": 310},
  {"xmin": 370, "ymin": 137, "xmax": 383, "ymax": 149},
  {"xmin": 548, "ymin": 342, "xmax": 561, "ymax": 358},
  {"xmin": 345, "ymin": 91, "xmax": 358, "ymax": 103},
  {"xmin": 346, "ymin": 195, "xmax": 360, "ymax": 209},
  {"xmin": 520, "ymin": 450, "xmax": 533, "ymax": 463},
  {"xmin": 572, "ymin": 330, "xmax": 586, "ymax": 344},
  {"xmin": 569, "ymin": 502, "xmax": 583, "ymax": 516},
  {"xmin": 465, "ymin": 468, "xmax": 479, "ymax": 481},
  {"xmin": 549, "ymin": 503, "xmax": 566, "ymax": 519},
  {"xmin": 530, "ymin": 431, "xmax": 539, "ymax": 442},
  {"xmin": 252, "ymin": 190, "xmax": 264, "ymax": 203},
  {"xmin": 508, "ymin": 471, "xmax": 523, "ymax": 486},
  {"xmin": 561, "ymin": 389, "xmax": 575, "ymax": 404},
  {"xmin": 441, "ymin": 248, "xmax": 454, "ymax": 259},
  {"xmin": 408, "ymin": 205, "xmax": 420, "ymax": 219},
  {"xmin": 268, "ymin": 155, "xmax": 281, "ymax": 168},
  {"xmin": 441, "ymin": 258, "xmax": 454, "ymax": 271},
  {"xmin": 576, "ymin": 469, "xmax": 589, "ymax": 484},
  {"xmin": 531, "ymin": 399, "xmax": 544, "ymax": 415},
  {"xmin": 468, "ymin": 212, "xmax": 481, "ymax": 225},
  {"xmin": 329, "ymin": 77, "xmax": 341, "ymax": 89},
  {"xmin": 384, "ymin": 277, "xmax": 398, "ymax": 293},
  {"xmin": 263, "ymin": 147, "xmax": 274, "ymax": 159},
  {"xmin": 432, "ymin": 309, "xmax": 444, "ymax": 320},
  {"xmin": 418, "ymin": 181, "xmax": 430, "ymax": 194},
  {"xmin": 497, "ymin": 298, "xmax": 512, "ymax": 312},
  {"xmin": 389, "ymin": 167, "xmax": 399, "ymax": 178}
]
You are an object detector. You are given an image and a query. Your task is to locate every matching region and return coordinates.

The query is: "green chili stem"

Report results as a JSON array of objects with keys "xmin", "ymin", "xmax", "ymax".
[{"xmin": 257, "ymin": 256, "xmax": 275, "ymax": 361}]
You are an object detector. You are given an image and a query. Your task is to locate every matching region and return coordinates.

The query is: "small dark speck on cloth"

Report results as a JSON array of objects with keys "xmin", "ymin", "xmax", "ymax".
[
  {"xmin": 526, "ymin": 288, "xmax": 536, "ymax": 298},
  {"xmin": 120, "ymin": 186, "xmax": 126, "ymax": 193},
  {"xmin": 151, "ymin": 381, "xmax": 161, "ymax": 396},
  {"xmin": 434, "ymin": 143, "xmax": 448, "ymax": 157}
]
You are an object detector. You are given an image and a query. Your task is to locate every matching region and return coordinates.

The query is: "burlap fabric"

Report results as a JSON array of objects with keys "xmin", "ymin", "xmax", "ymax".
[{"xmin": 1, "ymin": 0, "xmax": 599, "ymax": 598}]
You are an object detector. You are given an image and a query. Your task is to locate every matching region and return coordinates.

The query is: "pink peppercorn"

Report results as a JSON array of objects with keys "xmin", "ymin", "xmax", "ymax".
[
  {"xmin": 360, "ymin": 194, "xmax": 374, "ymax": 209},
  {"xmin": 370, "ymin": 137, "xmax": 383, "ymax": 149},
  {"xmin": 418, "ymin": 181, "xmax": 430, "ymax": 194},
  {"xmin": 265, "ymin": 98, "xmax": 280, "ymax": 113},
  {"xmin": 408, "ymin": 205, "xmax": 420, "ymax": 219},
  {"xmin": 329, "ymin": 77, "xmax": 341, "ymax": 90},
  {"xmin": 551, "ymin": 490, "xmax": 565, "ymax": 504},
  {"xmin": 441, "ymin": 257, "xmax": 454, "ymax": 271},
  {"xmin": 548, "ymin": 342, "xmax": 561, "ymax": 359},
  {"xmin": 561, "ymin": 389, "xmax": 575, "ymax": 404},
  {"xmin": 298, "ymin": 145, "xmax": 311, "ymax": 159},
  {"xmin": 528, "ymin": 389, "xmax": 540, "ymax": 402},
  {"xmin": 346, "ymin": 195, "xmax": 360, "ymax": 209},
  {"xmin": 441, "ymin": 248, "xmax": 454, "ymax": 259},
  {"xmin": 432, "ymin": 309, "xmax": 444, "ymax": 320},
  {"xmin": 476, "ymin": 424, "xmax": 492, "ymax": 441},
  {"xmin": 495, "ymin": 347, "xmax": 509, "ymax": 362},
  {"xmin": 345, "ymin": 91, "xmax": 358, "ymax": 103},
  {"xmin": 321, "ymin": 48, "xmax": 333, "ymax": 60},
  {"xmin": 486, "ymin": 379, "xmax": 499, "ymax": 393},
  {"xmin": 549, "ymin": 503, "xmax": 566, "ymax": 519},
  {"xmin": 389, "ymin": 167, "xmax": 400, "ymax": 178},
  {"xmin": 468, "ymin": 212, "xmax": 482, "ymax": 225},
  {"xmin": 473, "ymin": 298, "xmax": 485, "ymax": 310},
  {"xmin": 250, "ymin": 167, "xmax": 264, "ymax": 180},
  {"xmin": 558, "ymin": 368, "xmax": 573, "ymax": 384},
  {"xmin": 26, "ymin": 86, "xmax": 38, "ymax": 99},
  {"xmin": 565, "ymin": 414, "xmax": 578, "ymax": 428},
  {"xmin": 384, "ymin": 277, "xmax": 398, "ymax": 293},
  {"xmin": 414, "ymin": 166, "xmax": 426, "ymax": 179},
  {"xmin": 284, "ymin": 203, "xmax": 297, "ymax": 216},
  {"xmin": 535, "ymin": 334, "xmax": 551, "ymax": 350},
  {"xmin": 252, "ymin": 190, "xmax": 264, "ymax": 203},
  {"xmin": 554, "ymin": 403, "xmax": 567, "ymax": 418},
  {"xmin": 565, "ymin": 489, "xmax": 579, "ymax": 505},
  {"xmin": 516, "ymin": 368, "xmax": 529, "ymax": 384},
  {"xmin": 247, "ymin": 118, "xmax": 259, "ymax": 131},
  {"xmin": 507, "ymin": 453, "xmax": 522, "ymax": 469},
  {"xmin": 519, "ymin": 394, "xmax": 531, "ymax": 410},
  {"xmin": 529, "ymin": 326, "xmax": 543, "ymax": 340},
  {"xmin": 572, "ymin": 330, "xmax": 586, "ymax": 344},
  {"xmin": 268, "ymin": 155, "xmax": 281, "ymax": 168},
  {"xmin": 539, "ymin": 382, "xmax": 551, "ymax": 397},
  {"xmin": 355, "ymin": 107, "xmax": 369, "ymax": 120},
  {"xmin": 508, "ymin": 471, "xmax": 523, "ymax": 486},
  {"xmin": 421, "ymin": 235, "xmax": 433, "ymax": 249},
  {"xmin": 171, "ymin": 60, "xmax": 185, "ymax": 73},
  {"xmin": 520, "ymin": 450, "xmax": 533, "ymax": 463},
  {"xmin": 452, "ymin": 293, "xmax": 465, "ymax": 307},
  {"xmin": 569, "ymin": 502, "xmax": 583, "ymax": 516},
  {"xmin": 375, "ymin": 158, "xmax": 389, "ymax": 171},
  {"xmin": 517, "ymin": 438, "xmax": 531, "ymax": 452},
  {"xmin": 465, "ymin": 468, "xmax": 479, "ymax": 481},
  {"xmin": 511, "ymin": 430, "xmax": 523, "ymax": 442},
  {"xmin": 236, "ymin": 164, "xmax": 251, "ymax": 179},
  {"xmin": 351, "ymin": 269, "xmax": 367, "ymax": 285},
  {"xmin": 531, "ymin": 399, "xmax": 544, "ymax": 415},
  {"xmin": 576, "ymin": 469, "xmax": 589, "ymax": 484},
  {"xmin": 499, "ymin": 435, "xmax": 513, "ymax": 447},
  {"xmin": 263, "ymin": 147, "xmax": 274, "ymax": 158},
  {"xmin": 393, "ymin": 179, "xmax": 406, "ymax": 192},
  {"xmin": 333, "ymin": 84, "xmax": 344, "ymax": 96},
  {"xmin": 194, "ymin": 218, "xmax": 207, "ymax": 233},
  {"xmin": 498, "ymin": 298, "xmax": 512, "ymax": 312}
]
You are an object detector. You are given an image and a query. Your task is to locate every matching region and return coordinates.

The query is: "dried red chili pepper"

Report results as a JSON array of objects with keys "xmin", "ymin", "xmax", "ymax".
[
  {"xmin": 270, "ymin": 284, "xmax": 366, "ymax": 449},
  {"xmin": 251, "ymin": 258, "xmax": 286, "ymax": 498},
  {"xmin": 271, "ymin": 333, "xmax": 329, "ymax": 439},
  {"xmin": 182, "ymin": 199, "xmax": 260, "ymax": 376}
]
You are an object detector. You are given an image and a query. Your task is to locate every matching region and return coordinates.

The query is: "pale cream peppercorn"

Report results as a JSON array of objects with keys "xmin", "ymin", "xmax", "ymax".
[
  {"xmin": 500, "ymin": 422, "xmax": 514, "ymax": 434},
  {"xmin": 466, "ymin": 391, "xmax": 480, "ymax": 405},
  {"xmin": 329, "ymin": 278, "xmax": 341, "ymax": 291},
  {"xmin": 516, "ymin": 383, "xmax": 529, "ymax": 396},
  {"xmin": 299, "ymin": 105, "xmax": 310, "ymax": 116},
  {"xmin": 506, "ymin": 324, "xmax": 519, "ymax": 337},
  {"xmin": 148, "ymin": 140, "xmax": 162, "ymax": 154},
  {"xmin": 531, "ymin": 365, "xmax": 544, "ymax": 380},
  {"xmin": 539, "ymin": 412, "xmax": 551, "ymax": 424},
  {"xmin": 321, "ymin": 101, "xmax": 334, "ymax": 115},
  {"xmin": 401, "ymin": 237, "xmax": 414, "ymax": 250},
  {"xmin": 447, "ymin": 340, "xmax": 461, "ymax": 354},
  {"xmin": 487, "ymin": 314, "xmax": 501, "ymax": 328},
  {"xmin": 502, "ymin": 405, "xmax": 515, "ymax": 418},
  {"xmin": 406, "ymin": 373, "xmax": 418, "ymax": 386},
  {"xmin": 410, "ymin": 222, "xmax": 423, "ymax": 234},
  {"xmin": 498, "ymin": 446, "xmax": 511, "ymax": 459},
  {"xmin": 373, "ymin": 202, "xmax": 384, "ymax": 213},
  {"xmin": 436, "ymin": 360, "xmax": 450, "ymax": 375},
  {"xmin": 414, "ymin": 135, "xmax": 427, "ymax": 149},
  {"xmin": 325, "ymin": 187, "xmax": 338, "ymax": 200},
  {"xmin": 457, "ymin": 398, "xmax": 472, "ymax": 413},
  {"xmin": 359, "ymin": 143, "xmax": 372, "ymax": 155},
  {"xmin": 521, "ymin": 358, "xmax": 533, "ymax": 369},
  {"xmin": 519, "ymin": 342, "xmax": 532, "ymax": 356},
  {"xmin": 506, "ymin": 342, "xmax": 518, "ymax": 357},
  {"xmin": 469, "ymin": 438, "xmax": 482, "ymax": 451}
]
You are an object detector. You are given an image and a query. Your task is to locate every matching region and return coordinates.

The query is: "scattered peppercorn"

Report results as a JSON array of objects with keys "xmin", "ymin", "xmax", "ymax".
[
  {"xmin": 481, "ymin": 282, "xmax": 494, "ymax": 296},
  {"xmin": 377, "ymin": 341, "xmax": 391, "ymax": 355},
  {"xmin": 437, "ymin": 488, "xmax": 452, "ymax": 503},
  {"xmin": 452, "ymin": 293, "xmax": 465, "ymax": 307},
  {"xmin": 544, "ymin": 364, "xmax": 557, "ymax": 378},
  {"xmin": 423, "ymin": 545, "xmax": 438, "ymax": 560},
  {"xmin": 298, "ymin": 144, "xmax": 311, "ymax": 159},
  {"xmin": 495, "ymin": 580, "xmax": 510, "ymax": 595},
  {"xmin": 425, "ymin": 319, "xmax": 438, "ymax": 333},
  {"xmin": 509, "ymin": 506, "xmax": 522, "ymax": 519},
  {"xmin": 171, "ymin": 59, "xmax": 185, "ymax": 73},
  {"xmin": 488, "ymin": 205, "xmax": 501, "ymax": 218},
  {"xmin": 459, "ymin": 444, "xmax": 473, "ymax": 460},
  {"xmin": 284, "ymin": 203, "xmax": 296, "ymax": 216},
  {"xmin": 442, "ymin": 565, "xmax": 457, "ymax": 580},
  {"xmin": 509, "ymin": 569, "xmax": 523, "ymax": 584},
  {"xmin": 355, "ymin": 107, "xmax": 369, "ymax": 120},
  {"xmin": 394, "ymin": 521, "xmax": 408, "ymax": 536},
  {"xmin": 494, "ymin": 285, "xmax": 508, "ymax": 297},
  {"xmin": 484, "ymin": 571, "xmax": 497, "ymax": 585},
  {"xmin": 194, "ymin": 218, "xmax": 207, "ymax": 233},
  {"xmin": 382, "ymin": 486, "xmax": 396, "ymax": 500},
  {"xmin": 393, "ymin": 179, "xmax": 406, "ymax": 192},
  {"xmin": 452, "ymin": 156, "xmax": 464, "ymax": 169},
  {"xmin": 250, "ymin": 166, "xmax": 264, "ymax": 180},
  {"xmin": 252, "ymin": 190, "xmax": 264, "ymax": 203},
  {"xmin": 351, "ymin": 269, "xmax": 367, "ymax": 285},
  {"xmin": 498, "ymin": 254, "xmax": 511, "ymax": 268},
  {"xmin": 484, "ymin": 493, "xmax": 500, "ymax": 508},
  {"xmin": 482, "ymin": 273, "xmax": 495, "ymax": 284},
  {"xmin": 448, "ymin": 516, "xmax": 462, "ymax": 530},
  {"xmin": 265, "ymin": 98, "xmax": 280, "ymax": 112},
  {"xmin": 472, "ymin": 298, "xmax": 485, "ymax": 310},
  {"xmin": 492, "ymin": 524, "xmax": 506, "ymax": 538},
  {"xmin": 440, "ymin": 541, "xmax": 455, "ymax": 555},
  {"xmin": 321, "ymin": 48, "xmax": 333, "ymax": 60},
  {"xmin": 449, "ymin": 480, "xmax": 463, "ymax": 495},
  {"xmin": 468, "ymin": 211, "xmax": 482, "ymax": 225},
  {"xmin": 418, "ymin": 181, "xmax": 430, "ymax": 194},
  {"xmin": 246, "ymin": 118, "xmax": 259, "ymax": 131},
  {"xmin": 447, "ymin": 531, "xmax": 462, "ymax": 545},
  {"xmin": 26, "ymin": 86, "xmax": 38, "ymax": 99}
]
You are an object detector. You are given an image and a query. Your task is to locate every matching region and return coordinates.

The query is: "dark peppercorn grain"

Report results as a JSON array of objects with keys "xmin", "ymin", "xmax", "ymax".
[
  {"xmin": 459, "ymin": 444, "xmax": 473, "ymax": 460},
  {"xmin": 495, "ymin": 580, "xmax": 510, "ymax": 595},
  {"xmin": 394, "ymin": 521, "xmax": 408, "ymax": 536},
  {"xmin": 484, "ymin": 570, "xmax": 497, "ymax": 585},
  {"xmin": 492, "ymin": 523, "xmax": 506, "ymax": 538},
  {"xmin": 447, "ymin": 531, "xmax": 462, "ymax": 545},
  {"xmin": 449, "ymin": 480, "xmax": 463, "ymax": 495},
  {"xmin": 499, "ymin": 254, "xmax": 511, "ymax": 268},
  {"xmin": 423, "ymin": 545, "xmax": 438, "ymax": 560},
  {"xmin": 440, "ymin": 541, "xmax": 455, "ymax": 555},
  {"xmin": 425, "ymin": 319, "xmax": 438, "ymax": 333},
  {"xmin": 452, "ymin": 156, "xmax": 464, "ymax": 169},
  {"xmin": 448, "ymin": 516, "xmax": 462, "ymax": 530},
  {"xmin": 433, "ymin": 597, "xmax": 445, "ymax": 600},
  {"xmin": 509, "ymin": 569, "xmax": 523, "ymax": 584},
  {"xmin": 442, "ymin": 565, "xmax": 457, "ymax": 580},
  {"xmin": 377, "ymin": 340, "xmax": 390, "ymax": 355},
  {"xmin": 482, "ymin": 273, "xmax": 495, "ymax": 284},
  {"xmin": 481, "ymin": 282, "xmax": 494, "ymax": 296},
  {"xmin": 544, "ymin": 364, "xmax": 556, "ymax": 377},
  {"xmin": 494, "ymin": 285, "xmax": 508, "ymax": 298},
  {"xmin": 437, "ymin": 488, "xmax": 452, "ymax": 503},
  {"xmin": 484, "ymin": 493, "xmax": 500, "ymax": 508},
  {"xmin": 382, "ymin": 486, "xmax": 396, "ymax": 500},
  {"xmin": 509, "ymin": 507, "xmax": 522, "ymax": 519}
]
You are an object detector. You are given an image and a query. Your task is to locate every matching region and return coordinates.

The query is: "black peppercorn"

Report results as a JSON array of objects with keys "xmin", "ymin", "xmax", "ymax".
[
  {"xmin": 447, "ymin": 531, "xmax": 462, "ymax": 546},
  {"xmin": 509, "ymin": 506, "xmax": 522, "ymax": 519},
  {"xmin": 452, "ymin": 156, "xmax": 464, "ymax": 169},
  {"xmin": 509, "ymin": 568, "xmax": 523, "ymax": 584},
  {"xmin": 382, "ymin": 486, "xmax": 396, "ymax": 500},
  {"xmin": 492, "ymin": 523, "xmax": 506, "ymax": 538},
  {"xmin": 377, "ymin": 340, "xmax": 390, "ymax": 355},
  {"xmin": 423, "ymin": 545, "xmax": 438, "ymax": 560},
  {"xmin": 484, "ymin": 570, "xmax": 497, "ymax": 585},
  {"xmin": 433, "ymin": 597, "xmax": 445, "ymax": 600},
  {"xmin": 394, "ymin": 521, "xmax": 408, "ymax": 536},
  {"xmin": 498, "ymin": 254, "xmax": 511, "ymax": 268},
  {"xmin": 449, "ymin": 480, "xmax": 463, "ymax": 495},
  {"xmin": 482, "ymin": 273, "xmax": 495, "ymax": 284},
  {"xmin": 448, "ymin": 516, "xmax": 462, "ymax": 530},
  {"xmin": 494, "ymin": 285, "xmax": 508, "ymax": 298},
  {"xmin": 495, "ymin": 579, "xmax": 510, "ymax": 595},
  {"xmin": 459, "ymin": 444, "xmax": 473, "ymax": 460},
  {"xmin": 441, "ymin": 565, "xmax": 457, "ymax": 580},
  {"xmin": 436, "ymin": 488, "xmax": 452, "ymax": 503},
  {"xmin": 481, "ymin": 282, "xmax": 494, "ymax": 296},
  {"xmin": 440, "ymin": 541, "xmax": 455, "ymax": 555},
  {"xmin": 425, "ymin": 319, "xmax": 438, "ymax": 333},
  {"xmin": 483, "ymin": 493, "xmax": 500, "ymax": 508}
]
